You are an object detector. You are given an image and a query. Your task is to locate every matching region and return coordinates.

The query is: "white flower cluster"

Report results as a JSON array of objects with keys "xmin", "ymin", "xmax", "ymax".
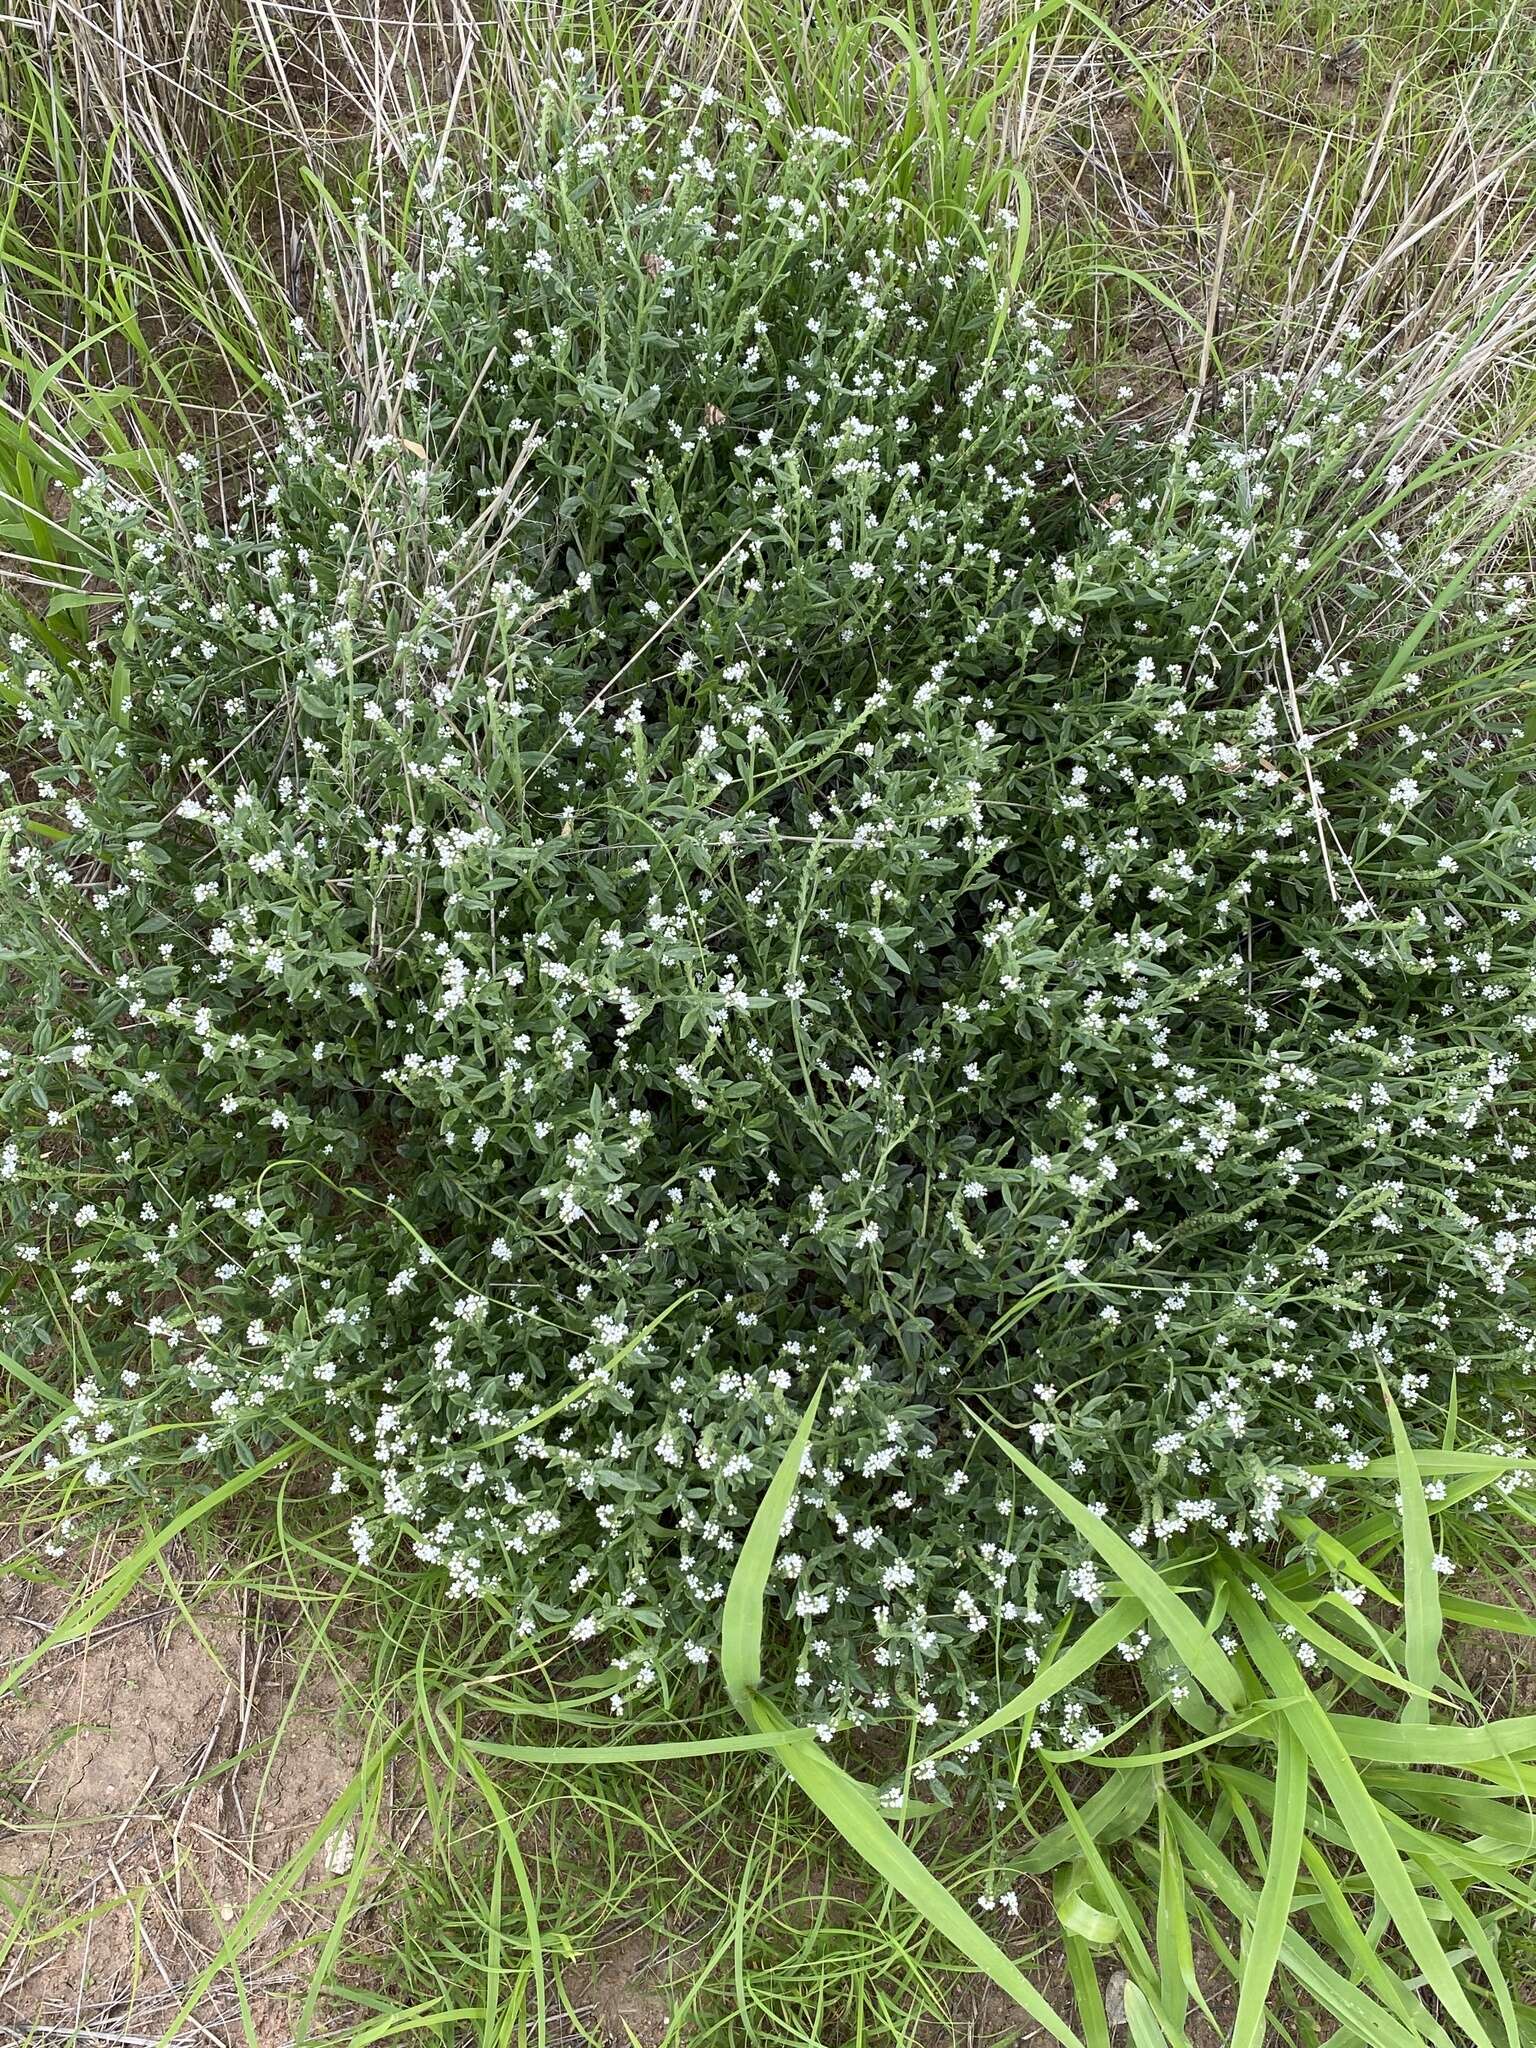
[{"xmin": 4, "ymin": 86, "xmax": 1534, "ymax": 1741}]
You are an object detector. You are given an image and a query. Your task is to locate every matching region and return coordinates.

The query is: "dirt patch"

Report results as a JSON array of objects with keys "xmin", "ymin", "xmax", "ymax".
[
  {"xmin": 935, "ymin": 1970, "xmax": 1071, "ymax": 2045},
  {"xmin": 0, "ymin": 1532, "xmax": 388, "ymax": 2045},
  {"xmin": 576, "ymin": 1931, "xmax": 674, "ymax": 2047},
  {"xmin": 1443, "ymin": 1569, "xmax": 1536, "ymax": 1717}
]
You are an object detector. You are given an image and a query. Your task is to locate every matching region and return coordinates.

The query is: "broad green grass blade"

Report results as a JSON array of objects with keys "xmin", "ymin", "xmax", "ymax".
[
  {"xmin": 1252, "ymin": 1568, "xmax": 1434, "ymax": 1705},
  {"xmin": 1155, "ymin": 1800, "xmax": 1197, "ymax": 2031},
  {"xmin": 1327, "ymin": 1710, "xmax": 1536, "ymax": 1767},
  {"xmin": 1226, "ymin": 1578, "xmax": 1493, "ymax": 2048},
  {"xmin": 973, "ymin": 1416, "xmax": 1243, "ymax": 1711},
  {"xmin": 932, "ymin": 1596, "xmax": 1143, "ymax": 1757},
  {"xmin": 1043, "ymin": 1698, "xmax": 1295, "ymax": 1768},
  {"xmin": 738, "ymin": 1664, "xmax": 1087, "ymax": 2045},
  {"xmin": 1383, "ymin": 1384, "xmax": 1443, "ymax": 1724},
  {"xmin": 1440, "ymin": 1592, "xmax": 1536, "ymax": 1638},
  {"xmin": 1293, "ymin": 1838, "xmax": 1456, "ymax": 2048},
  {"xmin": 721, "ymin": 1382, "xmax": 823, "ymax": 1702},
  {"xmin": 1018, "ymin": 1770, "xmax": 1157, "ymax": 1876},
  {"xmin": 1165, "ymin": 1799, "xmax": 1448, "ymax": 2048},
  {"xmin": 1055, "ymin": 1864, "xmax": 1119, "ymax": 1946},
  {"xmin": 1123, "ymin": 1981, "xmax": 1174, "ymax": 2048},
  {"xmin": 1311, "ymin": 1451, "xmax": 1536, "ymax": 1481},
  {"xmin": 1230, "ymin": 1718, "xmax": 1306, "ymax": 2048},
  {"xmin": 1044, "ymin": 1768, "xmax": 1157, "ymax": 1980},
  {"xmin": 1428, "ymin": 1873, "xmax": 1521, "ymax": 2048},
  {"xmin": 468, "ymin": 1731, "xmax": 799, "ymax": 1764},
  {"xmin": 723, "ymin": 1400, "xmax": 1085, "ymax": 2048},
  {"xmin": 1214, "ymin": 1756, "xmax": 1526, "ymax": 1894},
  {"xmin": 1279, "ymin": 1514, "xmax": 1398, "ymax": 1604},
  {"xmin": 0, "ymin": 1347, "xmax": 70, "ymax": 1410},
  {"xmin": 1064, "ymin": 1932, "xmax": 1111, "ymax": 2048}
]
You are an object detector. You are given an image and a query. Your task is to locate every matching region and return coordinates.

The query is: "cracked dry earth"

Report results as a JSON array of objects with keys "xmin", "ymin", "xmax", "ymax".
[{"xmin": 0, "ymin": 1531, "xmax": 385, "ymax": 2046}]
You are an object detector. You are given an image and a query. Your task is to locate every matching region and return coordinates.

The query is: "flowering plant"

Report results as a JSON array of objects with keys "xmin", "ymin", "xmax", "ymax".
[{"xmin": 6, "ymin": 85, "xmax": 1535, "ymax": 1736}]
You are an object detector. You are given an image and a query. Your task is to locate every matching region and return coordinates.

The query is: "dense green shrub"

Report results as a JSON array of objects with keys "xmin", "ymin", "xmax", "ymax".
[{"xmin": 6, "ymin": 81, "xmax": 1536, "ymax": 1735}]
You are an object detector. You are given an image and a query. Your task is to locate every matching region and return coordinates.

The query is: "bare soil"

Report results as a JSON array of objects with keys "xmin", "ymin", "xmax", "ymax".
[{"xmin": 0, "ymin": 1531, "xmax": 385, "ymax": 2046}]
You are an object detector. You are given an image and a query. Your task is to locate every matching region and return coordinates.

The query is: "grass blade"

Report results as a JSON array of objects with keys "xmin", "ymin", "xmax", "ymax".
[
  {"xmin": 0, "ymin": 1441, "xmax": 294, "ymax": 1703},
  {"xmin": 932, "ymin": 1596, "xmax": 1143, "ymax": 1758},
  {"xmin": 1165, "ymin": 1798, "xmax": 1449, "ymax": 2048},
  {"xmin": 724, "ymin": 1400, "xmax": 1085, "ymax": 2048},
  {"xmin": 1383, "ymin": 1383, "xmax": 1443, "ymax": 1724},
  {"xmin": 1064, "ymin": 1933, "xmax": 1111, "ymax": 2048},
  {"xmin": 1230, "ymin": 1719, "xmax": 1306, "ymax": 2048},
  {"xmin": 973, "ymin": 1417, "xmax": 1243, "ymax": 1712},
  {"xmin": 1122, "ymin": 1980, "xmax": 1174, "ymax": 2048},
  {"xmin": 1226, "ymin": 1578, "xmax": 1493, "ymax": 2047},
  {"xmin": 1155, "ymin": 1799, "xmax": 1197, "ymax": 2030},
  {"xmin": 721, "ymin": 1382, "xmax": 823, "ymax": 1703},
  {"xmin": 1327, "ymin": 1711, "xmax": 1536, "ymax": 1766},
  {"xmin": 1252, "ymin": 1566, "xmax": 1436, "ymax": 1706},
  {"xmin": 468, "ymin": 1731, "xmax": 799, "ymax": 1764}
]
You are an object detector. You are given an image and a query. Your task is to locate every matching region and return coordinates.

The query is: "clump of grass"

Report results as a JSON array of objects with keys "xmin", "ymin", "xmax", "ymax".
[
  {"xmin": 6, "ymin": 78, "xmax": 1536, "ymax": 1737},
  {"xmin": 5, "ymin": 17, "xmax": 1536, "ymax": 2048}
]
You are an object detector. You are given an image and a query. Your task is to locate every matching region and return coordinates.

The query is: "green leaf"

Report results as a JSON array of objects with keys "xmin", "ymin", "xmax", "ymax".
[
  {"xmin": 723, "ymin": 1401, "xmax": 1084, "ymax": 2048},
  {"xmin": 1310, "ymin": 1450, "xmax": 1536, "ymax": 1480},
  {"xmin": 972, "ymin": 1417, "xmax": 1243, "ymax": 1712},
  {"xmin": 1154, "ymin": 1799, "xmax": 1196, "ymax": 2029},
  {"xmin": 1439, "ymin": 1592, "xmax": 1536, "ymax": 1639},
  {"xmin": 468, "ymin": 1730, "xmax": 798, "ymax": 1764},
  {"xmin": 1165, "ymin": 1798, "xmax": 1449, "ymax": 2048},
  {"xmin": 1230, "ymin": 1718, "xmax": 1306, "ymax": 2048},
  {"xmin": 1018, "ymin": 1771, "xmax": 1157, "ymax": 1876},
  {"xmin": 1042, "ymin": 1767, "xmax": 1159, "ymax": 1982},
  {"xmin": 932, "ymin": 1597, "xmax": 1143, "ymax": 1758},
  {"xmin": 0, "ymin": 1348, "xmax": 71, "ymax": 1411},
  {"xmin": 1064, "ymin": 1936, "xmax": 1111, "ymax": 2048},
  {"xmin": 1055, "ymin": 1863, "xmax": 1119, "ymax": 1946},
  {"xmin": 1250, "ymin": 1566, "xmax": 1434, "ymax": 1706},
  {"xmin": 720, "ymin": 1383, "xmax": 823, "ymax": 1704},
  {"xmin": 1327, "ymin": 1709, "xmax": 1536, "ymax": 1766},
  {"xmin": 1382, "ymin": 1383, "xmax": 1443, "ymax": 1725},
  {"xmin": 1225, "ymin": 1578, "xmax": 1493, "ymax": 2048},
  {"xmin": 1123, "ymin": 1981, "xmax": 1174, "ymax": 2048},
  {"xmin": 1427, "ymin": 1872, "xmax": 1520, "ymax": 2048}
]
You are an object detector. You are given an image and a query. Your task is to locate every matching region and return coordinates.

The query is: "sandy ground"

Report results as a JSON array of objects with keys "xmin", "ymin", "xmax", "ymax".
[
  {"xmin": 0, "ymin": 1523, "xmax": 1099, "ymax": 2048},
  {"xmin": 0, "ymin": 1531, "xmax": 378, "ymax": 2046},
  {"xmin": 0, "ymin": 1530, "xmax": 726, "ymax": 2048}
]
